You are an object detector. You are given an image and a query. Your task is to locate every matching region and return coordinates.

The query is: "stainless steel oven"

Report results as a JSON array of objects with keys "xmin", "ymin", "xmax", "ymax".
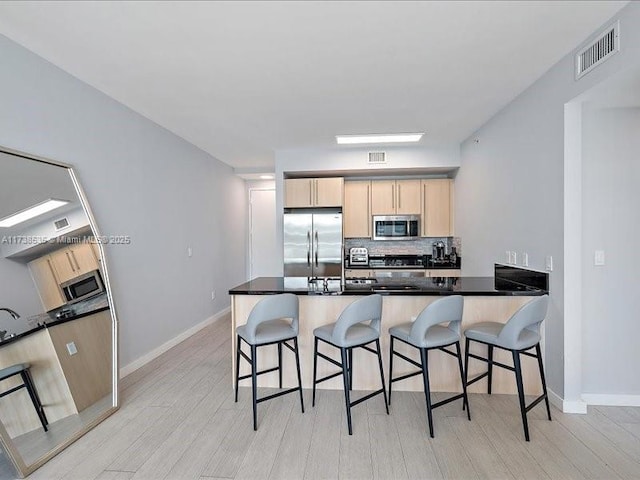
[
  {"xmin": 372, "ymin": 215, "xmax": 420, "ymax": 240},
  {"xmin": 60, "ymin": 270, "xmax": 104, "ymax": 304}
]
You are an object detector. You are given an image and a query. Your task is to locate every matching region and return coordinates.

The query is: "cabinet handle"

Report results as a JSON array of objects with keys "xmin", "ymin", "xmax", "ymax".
[
  {"xmin": 398, "ymin": 184, "xmax": 402, "ymax": 209},
  {"xmin": 392, "ymin": 184, "xmax": 395, "ymax": 209},
  {"xmin": 70, "ymin": 250, "xmax": 81, "ymax": 271},
  {"xmin": 65, "ymin": 251, "xmax": 76, "ymax": 272},
  {"xmin": 423, "ymin": 184, "xmax": 427, "ymax": 235},
  {"xmin": 367, "ymin": 184, "xmax": 370, "ymax": 236},
  {"xmin": 46, "ymin": 259, "xmax": 59, "ymax": 282}
]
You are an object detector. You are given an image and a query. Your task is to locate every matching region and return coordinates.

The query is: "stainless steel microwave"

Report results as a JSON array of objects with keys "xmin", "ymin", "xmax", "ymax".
[
  {"xmin": 61, "ymin": 270, "xmax": 104, "ymax": 304},
  {"xmin": 372, "ymin": 215, "xmax": 420, "ymax": 240}
]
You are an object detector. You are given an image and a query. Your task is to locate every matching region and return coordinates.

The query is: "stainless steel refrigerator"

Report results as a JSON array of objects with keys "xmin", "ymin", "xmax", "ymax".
[{"xmin": 283, "ymin": 211, "xmax": 343, "ymax": 278}]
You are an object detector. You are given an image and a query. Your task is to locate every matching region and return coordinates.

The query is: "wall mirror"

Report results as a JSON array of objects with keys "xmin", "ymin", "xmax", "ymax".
[{"xmin": 0, "ymin": 148, "xmax": 118, "ymax": 478}]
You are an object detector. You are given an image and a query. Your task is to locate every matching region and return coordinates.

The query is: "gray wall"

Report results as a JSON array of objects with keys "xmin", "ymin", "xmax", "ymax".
[
  {"xmin": 0, "ymin": 34, "xmax": 247, "ymax": 367},
  {"xmin": 582, "ymin": 107, "xmax": 640, "ymax": 395},
  {"xmin": 0, "ymin": 257, "xmax": 43, "ymax": 334},
  {"xmin": 455, "ymin": 2, "xmax": 640, "ymax": 398}
]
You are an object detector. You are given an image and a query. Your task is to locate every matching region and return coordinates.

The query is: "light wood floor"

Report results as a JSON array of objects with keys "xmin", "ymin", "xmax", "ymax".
[{"xmin": 24, "ymin": 314, "xmax": 640, "ymax": 480}]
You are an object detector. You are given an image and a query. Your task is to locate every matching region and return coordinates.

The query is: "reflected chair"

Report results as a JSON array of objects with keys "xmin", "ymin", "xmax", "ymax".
[
  {"xmin": 235, "ymin": 293, "xmax": 304, "ymax": 430},
  {"xmin": 312, "ymin": 294, "xmax": 388, "ymax": 435},
  {"xmin": 463, "ymin": 295, "xmax": 551, "ymax": 441},
  {"xmin": 388, "ymin": 295, "xmax": 469, "ymax": 437},
  {"xmin": 0, "ymin": 363, "xmax": 48, "ymax": 432}
]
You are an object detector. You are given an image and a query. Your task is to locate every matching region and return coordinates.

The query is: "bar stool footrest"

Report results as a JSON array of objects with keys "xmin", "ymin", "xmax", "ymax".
[
  {"xmin": 525, "ymin": 393, "xmax": 547, "ymax": 413},
  {"xmin": 431, "ymin": 392, "xmax": 465, "ymax": 410},
  {"xmin": 256, "ymin": 386, "xmax": 301, "ymax": 404},
  {"xmin": 350, "ymin": 388, "xmax": 385, "ymax": 408}
]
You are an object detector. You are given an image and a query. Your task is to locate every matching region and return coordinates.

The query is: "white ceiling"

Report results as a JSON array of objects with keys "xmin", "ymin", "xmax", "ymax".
[{"xmin": 0, "ymin": 1, "xmax": 628, "ymax": 170}]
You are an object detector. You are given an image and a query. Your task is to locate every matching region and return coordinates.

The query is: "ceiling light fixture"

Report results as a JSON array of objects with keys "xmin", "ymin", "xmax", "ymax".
[
  {"xmin": 336, "ymin": 133, "xmax": 424, "ymax": 145},
  {"xmin": 259, "ymin": 174, "xmax": 275, "ymax": 180},
  {"xmin": 0, "ymin": 198, "xmax": 69, "ymax": 228}
]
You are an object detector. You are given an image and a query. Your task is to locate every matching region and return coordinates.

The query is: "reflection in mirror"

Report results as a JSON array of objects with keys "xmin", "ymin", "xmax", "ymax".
[{"xmin": 0, "ymin": 149, "xmax": 117, "ymax": 477}]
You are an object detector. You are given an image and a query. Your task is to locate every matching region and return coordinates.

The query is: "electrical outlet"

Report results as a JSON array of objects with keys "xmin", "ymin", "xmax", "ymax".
[
  {"xmin": 211, "ymin": 290, "xmax": 216, "ymax": 301},
  {"xmin": 522, "ymin": 252, "xmax": 529, "ymax": 267},
  {"xmin": 66, "ymin": 341, "xmax": 77, "ymax": 356},
  {"xmin": 187, "ymin": 246, "xmax": 193, "ymax": 258},
  {"xmin": 594, "ymin": 250, "xmax": 605, "ymax": 266},
  {"xmin": 545, "ymin": 255, "xmax": 553, "ymax": 271}
]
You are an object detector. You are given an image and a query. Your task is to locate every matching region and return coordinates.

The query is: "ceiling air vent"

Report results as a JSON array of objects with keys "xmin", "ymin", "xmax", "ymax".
[
  {"xmin": 54, "ymin": 217, "xmax": 70, "ymax": 231},
  {"xmin": 368, "ymin": 152, "xmax": 386, "ymax": 164},
  {"xmin": 576, "ymin": 21, "xmax": 619, "ymax": 80}
]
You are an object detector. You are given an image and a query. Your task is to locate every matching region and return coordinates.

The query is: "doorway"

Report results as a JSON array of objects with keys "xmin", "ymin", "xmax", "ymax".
[{"xmin": 249, "ymin": 188, "xmax": 279, "ymax": 279}]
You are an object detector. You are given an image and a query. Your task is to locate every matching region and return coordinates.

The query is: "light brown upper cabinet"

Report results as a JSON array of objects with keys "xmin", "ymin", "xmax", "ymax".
[
  {"xmin": 49, "ymin": 244, "xmax": 100, "ymax": 284},
  {"xmin": 370, "ymin": 179, "xmax": 421, "ymax": 215},
  {"xmin": 344, "ymin": 180, "xmax": 371, "ymax": 238},
  {"xmin": 284, "ymin": 177, "xmax": 344, "ymax": 208},
  {"xmin": 28, "ymin": 255, "xmax": 66, "ymax": 311},
  {"xmin": 421, "ymin": 179, "xmax": 454, "ymax": 237}
]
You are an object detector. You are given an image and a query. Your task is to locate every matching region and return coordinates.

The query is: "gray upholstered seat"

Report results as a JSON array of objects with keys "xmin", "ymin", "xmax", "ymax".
[
  {"xmin": 0, "ymin": 363, "xmax": 30, "ymax": 379},
  {"xmin": 388, "ymin": 295, "xmax": 468, "ymax": 437},
  {"xmin": 235, "ymin": 293, "xmax": 304, "ymax": 430},
  {"xmin": 463, "ymin": 294, "xmax": 551, "ymax": 441},
  {"xmin": 312, "ymin": 294, "xmax": 388, "ymax": 435}
]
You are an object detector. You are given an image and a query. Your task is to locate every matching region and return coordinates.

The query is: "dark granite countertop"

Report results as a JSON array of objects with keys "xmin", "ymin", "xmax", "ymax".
[
  {"xmin": 229, "ymin": 276, "xmax": 547, "ymax": 297},
  {"xmin": 0, "ymin": 293, "xmax": 110, "ymax": 348}
]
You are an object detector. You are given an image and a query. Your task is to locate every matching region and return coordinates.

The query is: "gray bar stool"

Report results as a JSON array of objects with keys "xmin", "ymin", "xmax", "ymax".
[
  {"xmin": 235, "ymin": 293, "xmax": 304, "ymax": 430},
  {"xmin": 0, "ymin": 363, "xmax": 48, "ymax": 432},
  {"xmin": 312, "ymin": 294, "xmax": 388, "ymax": 435},
  {"xmin": 388, "ymin": 295, "xmax": 469, "ymax": 438},
  {"xmin": 464, "ymin": 294, "xmax": 551, "ymax": 441}
]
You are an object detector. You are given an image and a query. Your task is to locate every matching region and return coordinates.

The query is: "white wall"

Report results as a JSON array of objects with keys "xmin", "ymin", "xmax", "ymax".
[
  {"xmin": 0, "ymin": 34, "xmax": 247, "ymax": 368},
  {"xmin": 0, "ymin": 257, "xmax": 43, "ymax": 334},
  {"xmin": 455, "ymin": 2, "xmax": 640, "ymax": 402},
  {"xmin": 582, "ymin": 107, "xmax": 640, "ymax": 396}
]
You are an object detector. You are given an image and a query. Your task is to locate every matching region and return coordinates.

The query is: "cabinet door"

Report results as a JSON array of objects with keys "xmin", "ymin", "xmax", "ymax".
[
  {"xmin": 396, "ymin": 179, "xmax": 421, "ymax": 215},
  {"xmin": 422, "ymin": 179, "xmax": 453, "ymax": 236},
  {"xmin": 28, "ymin": 256, "xmax": 65, "ymax": 311},
  {"xmin": 49, "ymin": 247, "xmax": 78, "ymax": 284},
  {"xmin": 315, "ymin": 177, "xmax": 343, "ymax": 207},
  {"xmin": 344, "ymin": 181, "xmax": 371, "ymax": 238},
  {"xmin": 370, "ymin": 180, "xmax": 396, "ymax": 215},
  {"xmin": 427, "ymin": 269, "xmax": 460, "ymax": 277},
  {"xmin": 68, "ymin": 243, "xmax": 100, "ymax": 276},
  {"xmin": 284, "ymin": 178, "xmax": 314, "ymax": 208}
]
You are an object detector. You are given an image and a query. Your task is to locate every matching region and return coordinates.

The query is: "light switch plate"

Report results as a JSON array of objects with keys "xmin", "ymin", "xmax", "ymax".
[
  {"xmin": 66, "ymin": 341, "xmax": 78, "ymax": 356},
  {"xmin": 522, "ymin": 252, "xmax": 529, "ymax": 267},
  {"xmin": 594, "ymin": 250, "xmax": 605, "ymax": 266}
]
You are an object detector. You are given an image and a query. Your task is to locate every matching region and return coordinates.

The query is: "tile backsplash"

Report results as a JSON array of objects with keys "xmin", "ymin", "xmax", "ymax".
[{"xmin": 345, "ymin": 237, "xmax": 461, "ymax": 257}]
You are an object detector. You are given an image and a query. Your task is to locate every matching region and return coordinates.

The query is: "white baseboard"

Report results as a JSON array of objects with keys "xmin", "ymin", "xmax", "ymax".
[
  {"xmin": 548, "ymin": 389, "xmax": 588, "ymax": 414},
  {"xmin": 582, "ymin": 394, "xmax": 640, "ymax": 407},
  {"xmin": 120, "ymin": 306, "xmax": 230, "ymax": 378}
]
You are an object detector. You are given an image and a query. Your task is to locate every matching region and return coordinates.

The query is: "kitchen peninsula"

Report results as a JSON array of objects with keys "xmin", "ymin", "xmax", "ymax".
[{"xmin": 229, "ymin": 265, "xmax": 548, "ymax": 396}]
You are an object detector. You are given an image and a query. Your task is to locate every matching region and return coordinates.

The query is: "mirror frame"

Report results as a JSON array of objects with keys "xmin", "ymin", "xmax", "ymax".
[{"xmin": 0, "ymin": 146, "xmax": 119, "ymax": 478}]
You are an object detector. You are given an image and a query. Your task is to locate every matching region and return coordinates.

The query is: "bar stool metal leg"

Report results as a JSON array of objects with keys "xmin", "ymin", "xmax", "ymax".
[
  {"xmin": 312, "ymin": 337, "xmax": 319, "ymax": 407},
  {"xmin": 463, "ymin": 337, "xmax": 470, "ymax": 411},
  {"xmin": 234, "ymin": 335, "xmax": 242, "ymax": 402},
  {"xmin": 278, "ymin": 342, "xmax": 283, "ymax": 389},
  {"xmin": 487, "ymin": 345, "xmax": 494, "ymax": 395},
  {"xmin": 375, "ymin": 339, "xmax": 389, "ymax": 414},
  {"xmin": 340, "ymin": 347, "xmax": 353, "ymax": 435},
  {"xmin": 536, "ymin": 343, "xmax": 552, "ymax": 421},
  {"xmin": 348, "ymin": 348, "xmax": 353, "ymax": 391},
  {"xmin": 419, "ymin": 347, "xmax": 435, "ymax": 438},
  {"xmin": 512, "ymin": 350, "xmax": 530, "ymax": 441},
  {"xmin": 251, "ymin": 344, "xmax": 258, "ymax": 431},
  {"xmin": 387, "ymin": 336, "xmax": 395, "ymax": 406},
  {"xmin": 21, "ymin": 369, "xmax": 48, "ymax": 431},
  {"xmin": 294, "ymin": 338, "xmax": 305, "ymax": 413},
  {"xmin": 455, "ymin": 341, "xmax": 470, "ymax": 419}
]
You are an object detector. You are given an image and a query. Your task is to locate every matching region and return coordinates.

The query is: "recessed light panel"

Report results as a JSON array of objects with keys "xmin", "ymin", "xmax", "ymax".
[
  {"xmin": 336, "ymin": 133, "xmax": 424, "ymax": 145},
  {"xmin": 0, "ymin": 199, "xmax": 69, "ymax": 228}
]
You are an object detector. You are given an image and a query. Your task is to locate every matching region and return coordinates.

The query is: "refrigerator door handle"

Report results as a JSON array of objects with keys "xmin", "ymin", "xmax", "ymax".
[
  {"xmin": 307, "ymin": 230, "xmax": 311, "ymax": 266},
  {"xmin": 314, "ymin": 230, "xmax": 319, "ymax": 267}
]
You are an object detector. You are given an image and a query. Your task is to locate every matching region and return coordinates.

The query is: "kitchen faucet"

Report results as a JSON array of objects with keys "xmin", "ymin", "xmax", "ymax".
[
  {"xmin": 0, "ymin": 308, "xmax": 20, "ymax": 341},
  {"xmin": 0, "ymin": 308, "xmax": 20, "ymax": 319}
]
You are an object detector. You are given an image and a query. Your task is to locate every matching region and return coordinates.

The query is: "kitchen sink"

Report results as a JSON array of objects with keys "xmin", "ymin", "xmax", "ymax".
[{"xmin": 373, "ymin": 285, "xmax": 420, "ymax": 292}]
